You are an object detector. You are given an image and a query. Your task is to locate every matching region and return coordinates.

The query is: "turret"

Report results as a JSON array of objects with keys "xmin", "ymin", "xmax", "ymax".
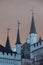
[
  {"xmin": 30, "ymin": 12, "xmax": 37, "ymax": 45},
  {"xmin": 16, "ymin": 22, "xmax": 21, "ymax": 54}
]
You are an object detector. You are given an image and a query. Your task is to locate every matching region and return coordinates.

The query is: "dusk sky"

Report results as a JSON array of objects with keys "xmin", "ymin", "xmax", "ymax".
[{"xmin": 0, "ymin": 0, "xmax": 43, "ymax": 47}]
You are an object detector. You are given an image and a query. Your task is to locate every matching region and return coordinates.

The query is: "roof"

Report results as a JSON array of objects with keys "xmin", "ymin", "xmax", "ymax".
[
  {"xmin": 16, "ymin": 22, "xmax": 21, "ymax": 44},
  {"xmin": 0, "ymin": 44, "xmax": 17, "ymax": 54},
  {"xmin": 5, "ymin": 35, "xmax": 11, "ymax": 50},
  {"xmin": 5, "ymin": 28, "xmax": 11, "ymax": 50},
  {"xmin": 30, "ymin": 14, "xmax": 36, "ymax": 34}
]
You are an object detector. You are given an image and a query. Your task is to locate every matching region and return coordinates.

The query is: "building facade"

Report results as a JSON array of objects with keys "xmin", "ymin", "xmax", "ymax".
[
  {"xmin": 30, "ymin": 13, "xmax": 43, "ymax": 65},
  {"xmin": 21, "ymin": 39, "xmax": 30, "ymax": 59},
  {"xmin": 0, "ymin": 12, "xmax": 43, "ymax": 65}
]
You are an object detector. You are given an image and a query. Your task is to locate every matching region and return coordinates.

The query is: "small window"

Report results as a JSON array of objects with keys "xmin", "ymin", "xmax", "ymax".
[
  {"xmin": 34, "ymin": 44, "xmax": 35, "ymax": 47},
  {"xmin": 37, "ymin": 43, "xmax": 38, "ymax": 46},
  {"xmin": 40, "ymin": 42, "xmax": 41, "ymax": 45},
  {"xmin": 3, "ymin": 52, "xmax": 4, "ymax": 54}
]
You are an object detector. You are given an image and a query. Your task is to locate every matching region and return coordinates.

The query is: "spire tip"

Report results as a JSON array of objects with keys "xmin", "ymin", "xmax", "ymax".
[
  {"xmin": 18, "ymin": 21, "xmax": 20, "ymax": 29},
  {"xmin": 7, "ymin": 28, "xmax": 11, "ymax": 36}
]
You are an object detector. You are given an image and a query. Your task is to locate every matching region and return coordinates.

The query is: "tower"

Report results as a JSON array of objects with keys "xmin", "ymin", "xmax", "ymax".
[
  {"xmin": 5, "ymin": 28, "xmax": 11, "ymax": 51},
  {"xmin": 30, "ymin": 12, "xmax": 37, "ymax": 45},
  {"xmin": 16, "ymin": 21, "xmax": 21, "ymax": 54}
]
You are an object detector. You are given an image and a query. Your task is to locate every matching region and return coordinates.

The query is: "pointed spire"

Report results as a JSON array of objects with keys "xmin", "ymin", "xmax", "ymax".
[
  {"xmin": 30, "ymin": 11, "xmax": 36, "ymax": 34},
  {"xmin": 16, "ymin": 21, "xmax": 21, "ymax": 44},
  {"xmin": 5, "ymin": 28, "xmax": 11, "ymax": 50}
]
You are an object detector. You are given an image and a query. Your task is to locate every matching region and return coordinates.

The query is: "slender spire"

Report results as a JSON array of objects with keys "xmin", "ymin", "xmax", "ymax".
[
  {"xmin": 5, "ymin": 28, "xmax": 11, "ymax": 50},
  {"xmin": 16, "ymin": 21, "xmax": 21, "ymax": 44},
  {"xmin": 30, "ymin": 10, "xmax": 36, "ymax": 34}
]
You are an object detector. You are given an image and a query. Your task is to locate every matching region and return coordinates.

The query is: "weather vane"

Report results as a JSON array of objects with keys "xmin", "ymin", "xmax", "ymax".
[
  {"xmin": 7, "ymin": 28, "xmax": 11, "ymax": 36},
  {"xmin": 30, "ymin": 8, "xmax": 34, "ymax": 15},
  {"xmin": 18, "ymin": 20, "xmax": 20, "ymax": 29}
]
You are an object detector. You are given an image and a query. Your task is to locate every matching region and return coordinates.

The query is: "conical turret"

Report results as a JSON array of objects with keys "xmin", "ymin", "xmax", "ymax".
[
  {"xmin": 16, "ymin": 22, "xmax": 21, "ymax": 44},
  {"xmin": 30, "ymin": 13, "xmax": 36, "ymax": 34},
  {"xmin": 16, "ymin": 21, "xmax": 21, "ymax": 54},
  {"xmin": 30, "ymin": 13, "xmax": 37, "ymax": 44}
]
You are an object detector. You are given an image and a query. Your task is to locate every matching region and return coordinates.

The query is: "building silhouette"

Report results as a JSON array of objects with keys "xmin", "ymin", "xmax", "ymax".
[
  {"xmin": 30, "ymin": 13, "xmax": 43, "ymax": 65},
  {"xmin": 0, "ymin": 22, "xmax": 21, "ymax": 65},
  {"xmin": 0, "ymin": 12, "xmax": 43, "ymax": 65}
]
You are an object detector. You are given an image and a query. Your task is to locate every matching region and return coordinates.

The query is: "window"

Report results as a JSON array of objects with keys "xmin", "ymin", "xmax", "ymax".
[
  {"xmin": 40, "ymin": 42, "xmax": 41, "ymax": 45},
  {"xmin": 34, "ymin": 44, "xmax": 35, "ymax": 47},
  {"xmin": 37, "ymin": 43, "xmax": 38, "ymax": 46}
]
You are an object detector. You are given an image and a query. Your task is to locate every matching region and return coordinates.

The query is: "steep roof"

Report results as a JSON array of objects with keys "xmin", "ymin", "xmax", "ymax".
[
  {"xmin": 16, "ymin": 22, "xmax": 21, "ymax": 44},
  {"xmin": 30, "ymin": 13, "xmax": 36, "ymax": 34},
  {"xmin": 5, "ymin": 28, "xmax": 11, "ymax": 50},
  {"xmin": 5, "ymin": 35, "xmax": 11, "ymax": 50},
  {"xmin": 0, "ymin": 44, "xmax": 17, "ymax": 54}
]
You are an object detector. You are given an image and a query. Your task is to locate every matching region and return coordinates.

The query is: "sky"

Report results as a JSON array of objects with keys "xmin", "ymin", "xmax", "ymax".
[{"xmin": 0, "ymin": 0, "xmax": 43, "ymax": 47}]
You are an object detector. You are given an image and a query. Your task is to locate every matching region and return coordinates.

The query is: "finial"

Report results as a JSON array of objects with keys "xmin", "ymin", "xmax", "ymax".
[
  {"xmin": 30, "ymin": 8, "xmax": 34, "ymax": 16},
  {"xmin": 7, "ymin": 28, "xmax": 10, "ymax": 37},
  {"xmin": 30, "ymin": 8, "xmax": 36, "ymax": 34},
  {"xmin": 18, "ymin": 20, "xmax": 20, "ymax": 29}
]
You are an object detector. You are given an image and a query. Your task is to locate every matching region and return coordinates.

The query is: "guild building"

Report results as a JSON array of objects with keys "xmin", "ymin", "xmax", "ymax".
[
  {"xmin": 0, "ymin": 23, "xmax": 21, "ymax": 65},
  {"xmin": 30, "ymin": 13, "xmax": 43, "ymax": 65},
  {"xmin": 0, "ymin": 12, "xmax": 43, "ymax": 65}
]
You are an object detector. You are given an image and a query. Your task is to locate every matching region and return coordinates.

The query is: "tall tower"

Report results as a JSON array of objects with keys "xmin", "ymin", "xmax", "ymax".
[
  {"xmin": 5, "ymin": 28, "xmax": 11, "ymax": 51},
  {"xmin": 16, "ymin": 22, "xmax": 21, "ymax": 54},
  {"xmin": 30, "ymin": 12, "xmax": 37, "ymax": 45}
]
